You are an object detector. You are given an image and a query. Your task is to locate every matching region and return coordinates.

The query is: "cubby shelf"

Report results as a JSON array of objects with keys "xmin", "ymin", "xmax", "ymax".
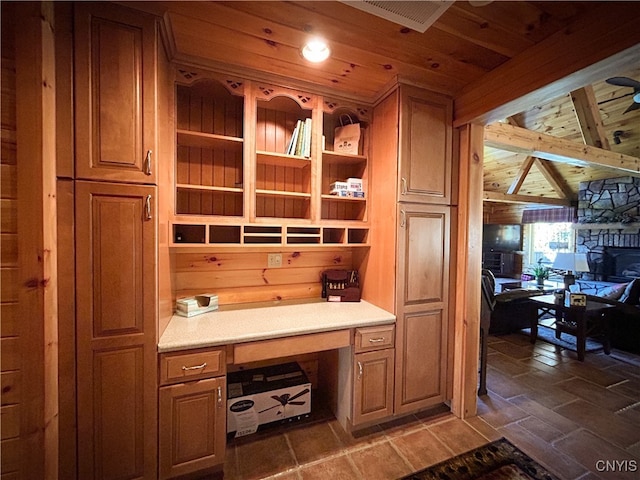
[
  {"xmin": 321, "ymin": 194, "xmax": 366, "ymax": 202},
  {"xmin": 322, "ymin": 150, "xmax": 367, "ymax": 164},
  {"xmin": 177, "ymin": 184, "xmax": 243, "ymax": 193},
  {"xmin": 256, "ymin": 190, "xmax": 311, "ymax": 198}
]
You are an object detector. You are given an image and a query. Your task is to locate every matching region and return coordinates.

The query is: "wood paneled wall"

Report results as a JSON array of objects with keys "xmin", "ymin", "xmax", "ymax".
[
  {"xmin": 483, "ymin": 201, "xmax": 525, "ymax": 224},
  {"xmin": 172, "ymin": 248, "xmax": 355, "ymax": 305},
  {"xmin": 1, "ymin": 6, "xmax": 20, "ymax": 476}
]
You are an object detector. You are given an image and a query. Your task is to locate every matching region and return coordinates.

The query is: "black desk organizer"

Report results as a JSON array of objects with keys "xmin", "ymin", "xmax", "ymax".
[{"xmin": 322, "ymin": 269, "xmax": 361, "ymax": 302}]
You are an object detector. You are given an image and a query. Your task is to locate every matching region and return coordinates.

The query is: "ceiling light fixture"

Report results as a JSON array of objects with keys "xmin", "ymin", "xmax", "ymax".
[{"xmin": 301, "ymin": 38, "xmax": 330, "ymax": 63}]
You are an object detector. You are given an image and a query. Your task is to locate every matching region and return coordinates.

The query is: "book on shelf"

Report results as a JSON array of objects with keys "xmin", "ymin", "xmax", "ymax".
[
  {"xmin": 286, "ymin": 119, "xmax": 302, "ymax": 155},
  {"xmin": 294, "ymin": 120, "xmax": 305, "ymax": 156},
  {"xmin": 302, "ymin": 118, "xmax": 312, "ymax": 158}
]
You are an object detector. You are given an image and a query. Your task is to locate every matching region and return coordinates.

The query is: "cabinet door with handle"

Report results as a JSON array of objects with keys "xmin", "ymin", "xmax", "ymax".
[
  {"xmin": 74, "ymin": 2, "xmax": 157, "ymax": 184},
  {"xmin": 398, "ymin": 85, "xmax": 452, "ymax": 204},
  {"xmin": 352, "ymin": 349, "xmax": 394, "ymax": 426},
  {"xmin": 159, "ymin": 377, "xmax": 227, "ymax": 479},
  {"xmin": 75, "ymin": 181, "xmax": 157, "ymax": 479}
]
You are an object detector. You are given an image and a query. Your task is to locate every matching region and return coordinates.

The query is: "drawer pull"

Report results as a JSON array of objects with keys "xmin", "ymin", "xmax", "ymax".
[
  {"xmin": 368, "ymin": 337, "xmax": 385, "ymax": 343},
  {"xmin": 181, "ymin": 362, "xmax": 207, "ymax": 372}
]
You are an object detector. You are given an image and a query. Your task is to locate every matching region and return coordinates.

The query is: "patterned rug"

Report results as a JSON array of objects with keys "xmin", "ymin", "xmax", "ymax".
[
  {"xmin": 399, "ymin": 438, "xmax": 559, "ymax": 480},
  {"xmin": 520, "ymin": 325, "xmax": 603, "ymax": 353}
]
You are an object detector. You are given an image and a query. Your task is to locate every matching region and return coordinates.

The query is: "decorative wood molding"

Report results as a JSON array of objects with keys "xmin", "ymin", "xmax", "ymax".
[
  {"xmin": 484, "ymin": 123, "xmax": 640, "ymax": 173},
  {"xmin": 483, "ymin": 191, "xmax": 572, "ymax": 207}
]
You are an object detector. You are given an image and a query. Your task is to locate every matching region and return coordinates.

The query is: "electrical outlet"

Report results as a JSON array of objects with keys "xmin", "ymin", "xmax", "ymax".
[{"xmin": 267, "ymin": 253, "xmax": 282, "ymax": 268}]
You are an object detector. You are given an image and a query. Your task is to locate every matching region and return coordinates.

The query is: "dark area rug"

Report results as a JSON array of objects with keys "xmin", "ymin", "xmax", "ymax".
[
  {"xmin": 519, "ymin": 325, "xmax": 603, "ymax": 353},
  {"xmin": 399, "ymin": 437, "xmax": 559, "ymax": 480}
]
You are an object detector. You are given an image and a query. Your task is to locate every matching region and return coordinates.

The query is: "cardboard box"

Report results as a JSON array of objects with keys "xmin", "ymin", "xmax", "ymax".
[
  {"xmin": 227, "ymin": 362, "xmax": 311, "ymax": 437},
  {"xmin": 330, "ymin": 181, "xmax": 349, "ymax": 194}
]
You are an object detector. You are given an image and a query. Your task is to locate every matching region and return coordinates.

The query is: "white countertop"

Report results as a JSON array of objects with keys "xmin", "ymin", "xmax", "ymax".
[{"xmin": 158, "ymin": 299, "xmax": 396, "ymax": 353}]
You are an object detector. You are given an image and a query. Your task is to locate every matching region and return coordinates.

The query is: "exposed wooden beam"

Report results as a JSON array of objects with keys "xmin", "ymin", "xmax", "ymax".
[
  {"xmin": 570, "ymin": 86, "xmax": 610, "ymax": 150},
  {"xmin": 483, "ymin": 191, "xmax": 571, "ymax": 207},
  {"xmin": 533, "ymin": 159, "xmax": 571, "ymax": 200},
  {"xmin": 484, "ymin": 123, "xmax": 640, "ymax": 173},
  {"xmin": 506, "ymin": 156, "xmax": 534, "ymax": 195},
  {"xmin": 454, "ymin": 2, "xmax": 640, "ymax": 126}
]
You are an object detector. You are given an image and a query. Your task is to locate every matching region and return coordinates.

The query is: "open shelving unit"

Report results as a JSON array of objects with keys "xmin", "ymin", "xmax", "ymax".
[{"xmin": 171, "ymin": 73, "xmax": 372, "ymax": 248}]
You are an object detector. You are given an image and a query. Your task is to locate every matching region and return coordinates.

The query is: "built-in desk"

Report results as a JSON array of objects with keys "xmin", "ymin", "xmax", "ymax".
[
  {"xmin": 158, "ymin": 299, "xmax": 396, "ymax": 354},
  {"xmin": 157, "ymin": 299, "xmax": 396, "ymax": 480}
]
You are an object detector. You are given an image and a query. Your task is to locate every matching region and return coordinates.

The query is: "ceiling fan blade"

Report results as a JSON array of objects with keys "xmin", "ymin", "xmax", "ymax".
[
  {"xmin": 606, "ymin": 76, "xmax": 640, "ymax": 89},
  {"xmin": 623, "ymin": 102, "xmax": 640, "ymax": 114},
  {"xmin": 287, "ymin": 388, "xmax": 310, "ymax": 402},
  {"xmin": 287, "ymin": 401, "xmax": 306, "ymax": 405}
]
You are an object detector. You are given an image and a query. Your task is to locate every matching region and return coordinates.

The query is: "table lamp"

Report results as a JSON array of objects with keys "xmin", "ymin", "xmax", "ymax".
[{"xmin": 553, "ymin": 253, "xmax": 589, "ymax": 290}]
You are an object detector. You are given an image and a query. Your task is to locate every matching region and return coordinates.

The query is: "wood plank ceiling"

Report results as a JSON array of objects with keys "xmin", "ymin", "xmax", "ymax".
[{"xmin": 128, "ymin": 1, "xmax": 640, "ymax": 209}]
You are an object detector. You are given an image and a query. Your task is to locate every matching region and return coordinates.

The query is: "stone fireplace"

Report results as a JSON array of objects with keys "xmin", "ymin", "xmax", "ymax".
[{"xmin": 576, "ymin": 176, "xmax": 640, "ymax": 282}]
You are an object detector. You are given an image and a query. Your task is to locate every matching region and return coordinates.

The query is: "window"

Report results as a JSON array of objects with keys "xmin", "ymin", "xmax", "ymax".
[{"xmin": 524, "ymin": 222, "xmax": 575, "ymax": 269}]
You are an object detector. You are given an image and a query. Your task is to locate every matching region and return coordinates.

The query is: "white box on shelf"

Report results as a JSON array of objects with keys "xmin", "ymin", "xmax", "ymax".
[
  {"xmin": 330, "ymin": 181, "xmax": 349, "ymax": 194},
  {"xmin": 175, "ymin": 294, "xmax": 218, "ymax": 317},
  {"xmin": 346, "ymin": 178, "xmax": 363, "ymax": 192}
]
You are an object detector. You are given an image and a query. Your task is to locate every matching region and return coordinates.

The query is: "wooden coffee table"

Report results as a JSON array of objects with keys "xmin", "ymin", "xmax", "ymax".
[{"xmin": 528, "ymin": 294, "xmax": 615, "ymax": 361}]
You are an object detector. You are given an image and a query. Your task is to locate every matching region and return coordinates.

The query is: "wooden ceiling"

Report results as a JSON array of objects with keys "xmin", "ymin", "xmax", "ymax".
[{"xmin": 126, "ymin": 1, "xmax": 640, "ymax": 206}]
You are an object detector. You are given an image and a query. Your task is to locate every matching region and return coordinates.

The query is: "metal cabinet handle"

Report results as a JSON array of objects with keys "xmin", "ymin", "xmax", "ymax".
[
  {"xmin": 145, "ymin": 194, "xmax": 152, "ymax": 220},
  {"xmin": 400, "ymin": 210, "xmax": 406, "ymax": 228},
  {"xmin": 357, "ymin": 361, "xmax": 363, "ymax": 380},
  {"xmin": 181, "ymin": 362, "xmax": 207, "ymax": 371},
  {"xmin": 401, "ymin": 177, "xmax": 407, "ymax": 195},
  {"xmin": 217, "ymin": 386, "xmax": 222, "ymax": 407},
  {"xmin": 144, "ymin": 150, "xmax": 152, "ymax": 176},
  {"xmin": 368, "ymin": 337, "xmax": 385, "ymax": 343}
]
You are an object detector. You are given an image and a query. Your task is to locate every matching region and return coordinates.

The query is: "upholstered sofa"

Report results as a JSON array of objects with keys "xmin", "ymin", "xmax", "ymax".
[{"xmin": 581, "ymin": 279, "xmax": 640, "ymax": 354}]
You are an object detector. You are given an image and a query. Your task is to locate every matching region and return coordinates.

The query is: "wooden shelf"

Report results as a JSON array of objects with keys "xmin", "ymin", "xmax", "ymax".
[
  {"xmin": 177, "ymin": 129, "xmax": 243, "ymax": 149},
  {"xmin": 256, "ymin": 189, "xmax": 311, "ymax": 198},
  {"xmin": 177, "ymin": 184, "xmax": 243, "ymax": 193},
  {"xmin": 256, "ymin": 150, "xmax": 311, "ymax": 168},
  {"xmin": 572, "ymin": 222, "xmax": 640, "ymax": 230},
  {"xmin": 322, "ymin": 150, "xmax": 367, "ymax": 164},
  {"xmin": 321, "ymin": 194, "xmax": 366, "ymax": 202}
]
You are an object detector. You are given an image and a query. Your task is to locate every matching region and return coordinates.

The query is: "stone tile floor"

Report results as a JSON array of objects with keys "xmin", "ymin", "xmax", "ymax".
[{"xmin": 224, "ymin": 333, "xmax": 640, "ymax": 480}]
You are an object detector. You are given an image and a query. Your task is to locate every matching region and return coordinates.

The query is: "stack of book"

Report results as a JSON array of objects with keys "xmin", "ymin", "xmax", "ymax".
[{"xmin": 286, "ymin": 118, "xmax": 312, "ymax": 157}]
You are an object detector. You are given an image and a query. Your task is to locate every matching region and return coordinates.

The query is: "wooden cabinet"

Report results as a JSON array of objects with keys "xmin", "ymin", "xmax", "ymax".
[
  {"xmin": 398, "ymin": 85, "xmax": 453, "ymax": 204},
  {"xmin": 395, "ymin": 204, "xmax": 450, "ymax": 414},
  {"xmin": 365, "ymin": 84, "xmax": 453, "ymax": 420},
  {"xmin": 482, "ymin": 252, "xmax": 516, "ymax": 276},
  {"xmin": 352, "ymin": 326, "xmax": 394, "ymax": 426},
  {"xmin": 75, "ymin": 181, "xmax": 157, "ymax": 480},
  {"xmin": 159, "ymin": 348, "xmax": 227, "ymax": 479},
  {"xmin": 170, "ymin": 72, "xmax": 371, "ymax": 247},
  {"xmin": 74, "ymin": 3, "xmax": 157, "ymax": 184}
]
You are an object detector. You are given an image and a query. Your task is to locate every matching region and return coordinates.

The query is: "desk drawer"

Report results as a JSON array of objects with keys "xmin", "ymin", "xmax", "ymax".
[
  {"xmin": 160, "ymin": 348, "xmax": 226, "ymax": 385},
  {"xmin": 355, "ymin": 325, "xmax": 395, "ymax": 352}
]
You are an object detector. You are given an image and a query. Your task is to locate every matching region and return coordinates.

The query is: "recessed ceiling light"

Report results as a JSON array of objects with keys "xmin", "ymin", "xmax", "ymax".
[{"xmin": 301, "ymin": 38, "xmax": 330, "ymax": 63}]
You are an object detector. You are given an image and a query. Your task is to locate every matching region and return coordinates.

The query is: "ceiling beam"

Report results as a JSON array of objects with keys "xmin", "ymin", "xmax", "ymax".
[
  {"xmin": 484, "ymin": 123, "xmax": 640, "ymax": 174},
  {"xmin": 506, "ymin": 156, "xmax": 534, "ymax": 195},
  {"xmin": 533, "ymin": 159, "xmax": 571, "ymax": 200},
  {"xmin": 453, "ymin": 2, "xmax": 640, "ymax": 126},
  {"xmin": 483, "ymin": 191, "xmax": 571, "ymax": 207},
  {"xmin": 570, "ymin": 86, "xmax": 610, "ymax": 150}
]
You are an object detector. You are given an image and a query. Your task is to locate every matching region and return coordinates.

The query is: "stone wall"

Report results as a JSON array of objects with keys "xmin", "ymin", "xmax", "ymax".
[{"xmin": 576, "ymin": 176, "xmax": 640, "ymax": 280}]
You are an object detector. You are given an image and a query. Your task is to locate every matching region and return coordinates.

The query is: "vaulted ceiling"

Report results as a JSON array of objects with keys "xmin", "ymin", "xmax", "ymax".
[{"xmin": 127, "ymin": 1, "xmax": 640, "ymax": 207}]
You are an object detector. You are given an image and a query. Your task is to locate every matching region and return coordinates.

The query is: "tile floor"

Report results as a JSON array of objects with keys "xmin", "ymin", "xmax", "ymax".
[{"xmin": 223, "ymin": 334, "xmax": 640, "ymax": 480}]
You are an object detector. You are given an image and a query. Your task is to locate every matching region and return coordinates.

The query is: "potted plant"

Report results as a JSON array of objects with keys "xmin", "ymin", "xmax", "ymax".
[{"xmin": 531, "ymin": 261, "xmax": 550, "ymax": 286}]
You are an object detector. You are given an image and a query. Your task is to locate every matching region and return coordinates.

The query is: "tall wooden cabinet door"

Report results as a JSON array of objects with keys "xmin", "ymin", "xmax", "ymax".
[
  {"xmin": 398, "ymin": 86, "xmax": 452, "ymax": 205},
  {"xmin": 352, "ymin": 349, "xmax": 394, "ymax": 426},
  {"xmin": 74, "ymin": 3, "xmax": 157, "ymax": 184},
  {"xmin": 159, "ymin": 378, "xmax": 227, "ymax": 479},
  {"xmin": 395, "ymin": 204, "xmax": 450, "ymax": 414},
  {"xmin": 75, "ymin": 181, "xmax": 157, "ymax": 480}
]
